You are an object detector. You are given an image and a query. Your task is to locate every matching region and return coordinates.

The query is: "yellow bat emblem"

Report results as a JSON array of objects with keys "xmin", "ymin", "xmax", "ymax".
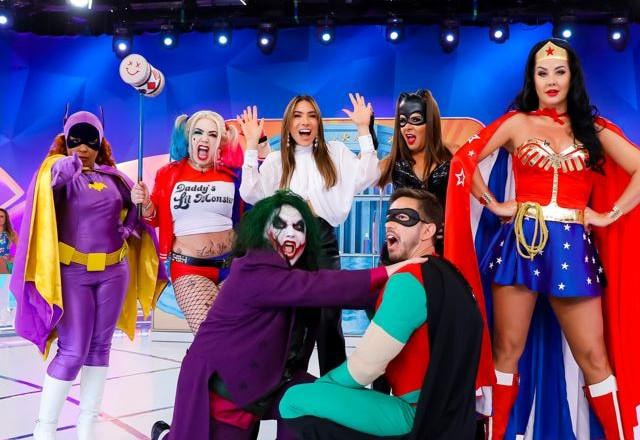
[{"xmin": 88, "ymin": 182, "xmax": 107, "ymax": 192}]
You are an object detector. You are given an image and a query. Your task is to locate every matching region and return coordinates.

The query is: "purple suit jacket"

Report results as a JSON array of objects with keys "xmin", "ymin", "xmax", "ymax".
[{"xmin": 169, "ymin": 248, "xmax": 387, "ymax": 439}]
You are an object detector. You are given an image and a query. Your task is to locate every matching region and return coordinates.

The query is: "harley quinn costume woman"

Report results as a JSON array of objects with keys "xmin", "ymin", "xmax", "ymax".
[{"xmin": 131, "ymin": 110, "xmax": 246, "ymax": 333}]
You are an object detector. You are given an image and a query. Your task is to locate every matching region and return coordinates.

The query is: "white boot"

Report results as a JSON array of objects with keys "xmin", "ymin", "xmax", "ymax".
[
  {"xmin": 33, "ymin": 374, "xmax": 73, "ymax": 440},
  {"xmin": 76, "ymin": 366, "xmax": 108, "ymax": 440}
]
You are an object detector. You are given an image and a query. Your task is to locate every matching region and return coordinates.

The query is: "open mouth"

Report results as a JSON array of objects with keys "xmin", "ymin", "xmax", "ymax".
[
  {"xmin": 386, "ymin": 232, "xmax": 399, "ymax": 250},
  {"xmin": 196, "ymin": 145, "xmax": 210, "ymax": 161},
  {"xmin": 405, "ymin": 134, "xmax": 416, "ymax": 145},
  {"xmin": 298, "ymin": 128, "xmax": 312, "ymax": 139},
  {"xmin": 282, "ymin": 240, "xmax": 298, "ymax": 257}
]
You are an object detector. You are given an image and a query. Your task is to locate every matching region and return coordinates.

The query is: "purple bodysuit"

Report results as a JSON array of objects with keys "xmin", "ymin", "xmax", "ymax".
[{"xmin": 47, "ymin": 154, "xmax": 133, "ymax": 381}]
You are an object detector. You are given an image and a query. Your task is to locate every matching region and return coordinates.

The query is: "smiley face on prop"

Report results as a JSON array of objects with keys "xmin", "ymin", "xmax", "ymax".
[
  {"xmin": 119, "ymin": 54, "xmax": 165, "ymax": 97},
  {"xmin": 119, "ymin": 54, "xmax": 151, "ymax": 87}
]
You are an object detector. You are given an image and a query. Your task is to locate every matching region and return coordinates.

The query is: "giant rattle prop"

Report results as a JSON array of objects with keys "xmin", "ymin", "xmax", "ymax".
[{"xmin": 119, "ymin": 54, "xmax": 165, "ymax": 215}]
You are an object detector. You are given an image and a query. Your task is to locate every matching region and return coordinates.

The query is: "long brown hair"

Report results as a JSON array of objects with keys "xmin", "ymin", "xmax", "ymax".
[
  {"xmin": 0, "ymin": 208, "xmax": 16, "ymax": 243},
  {"xmin": 47, "ymin": 134, "xmax": 117, "ymax": 167},
  {"xmin": 378, "ymin": 89, "xmax": 451, "ymax": 187},
  {"xmin": 279, "ymin": 95, "xmax": 337, "ymax": 190}
]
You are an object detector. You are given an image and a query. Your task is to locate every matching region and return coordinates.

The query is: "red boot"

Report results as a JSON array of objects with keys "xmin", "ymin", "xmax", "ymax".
[
  {"xmin": 584, "ymin": 375, "xmax": 625, "ymax": 440},
  {"xmin": 489, "ymin": 370, "xmax": 519, "ymax": 440}
]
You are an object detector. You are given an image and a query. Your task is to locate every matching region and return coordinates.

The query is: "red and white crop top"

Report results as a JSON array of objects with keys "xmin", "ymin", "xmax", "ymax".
[{"xmin": 170, "ymin": 165, "xmax": 236, "ymax": 236}]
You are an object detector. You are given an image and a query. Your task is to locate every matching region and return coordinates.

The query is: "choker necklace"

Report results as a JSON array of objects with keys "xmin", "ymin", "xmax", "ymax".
[{"xmin": 531, "ymin": 108, "xmax": 568, "ymax": 125}]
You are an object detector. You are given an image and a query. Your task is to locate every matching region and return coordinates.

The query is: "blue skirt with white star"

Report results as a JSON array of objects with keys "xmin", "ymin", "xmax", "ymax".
[{"xmin": 479, "ymin": 218, "xmax": 605, "ymax": 297}]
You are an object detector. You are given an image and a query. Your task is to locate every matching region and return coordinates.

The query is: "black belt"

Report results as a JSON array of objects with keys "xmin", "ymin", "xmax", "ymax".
[{"xmin": 169, "ymin": 252, "xmax": 232, "ymax": 268}]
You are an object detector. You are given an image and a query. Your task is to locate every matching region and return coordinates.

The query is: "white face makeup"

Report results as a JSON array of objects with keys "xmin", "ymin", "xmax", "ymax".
[
  {"xmin": 266, "ymin": 204, "xmax": 307, "ymax": 266},
  {"xmin": 189, "ymin": 117, "xmax": 220, "ymax": 168},
  {"xmin": 289, "ymin": 100, "xmax": 319, "ymax": 147},
  {"xmin": 534, "ymin": 58, "xmax": 571, "ymax": 110}
]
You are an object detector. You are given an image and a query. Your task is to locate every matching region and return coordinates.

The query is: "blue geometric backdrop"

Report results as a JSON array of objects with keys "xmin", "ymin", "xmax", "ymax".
[{"xmin": 1, "ymin": 22, "xmax": 639, "ymax": 190}]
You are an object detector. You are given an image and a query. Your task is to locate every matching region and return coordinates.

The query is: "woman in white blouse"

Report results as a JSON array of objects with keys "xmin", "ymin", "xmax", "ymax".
[{"xmin": 238, "ymin": 93, "xmax": 380, "ymax": 374}]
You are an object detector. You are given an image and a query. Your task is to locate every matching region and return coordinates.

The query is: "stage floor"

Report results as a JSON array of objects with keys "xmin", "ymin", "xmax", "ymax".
[{"xmin": 0, "ymin": 331, "xmax": 334, "ymax": 440}]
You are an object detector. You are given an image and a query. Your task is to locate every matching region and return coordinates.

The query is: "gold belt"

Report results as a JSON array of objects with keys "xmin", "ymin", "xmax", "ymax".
[
  {"xmin": 513, "ymin": 202, "xmax": 584, "ymax": 260},
  {"xmin": 58, "ymin": 242, "xmax": 128, "ymax": 272},
  {"xmin": 521, "ymin": 202, "xmax": 584, "ymax": 224}
]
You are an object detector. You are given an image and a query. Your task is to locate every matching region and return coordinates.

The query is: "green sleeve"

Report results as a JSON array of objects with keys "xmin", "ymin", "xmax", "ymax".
[
  {"xmin": 372, "ymin": 272, "xmax": 427, "ymax": 343},
  {"xmin": 316, "ymin": 362, "xmax": 363, "ymax": 389}
]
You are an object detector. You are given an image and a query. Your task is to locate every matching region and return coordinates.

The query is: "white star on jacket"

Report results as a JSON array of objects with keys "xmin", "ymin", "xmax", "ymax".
[
  {"xmin": 466, "ymin": 134, "xmax": 481, "ymax": 144},
  {"xmin": 455, "ymin": 169, "xmax": 466, "ymax": 186},
  {"xmin": 561, "ymin": 262, "xmax": 569, "ymax": 270}
]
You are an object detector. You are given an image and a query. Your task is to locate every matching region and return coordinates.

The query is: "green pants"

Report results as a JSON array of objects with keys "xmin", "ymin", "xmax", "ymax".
[{"xmin": 280, "ymin": 380, "xmax": 416, "ymax": 437}]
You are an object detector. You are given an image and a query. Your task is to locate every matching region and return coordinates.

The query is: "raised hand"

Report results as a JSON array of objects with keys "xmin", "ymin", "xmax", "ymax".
[
  {"xmin": 236, "ymin": 105, "xmax": 264, "ymax": 150},
  {"xmin": 342, "ymin": 93, "xmax": 373, "ymax": 135}
]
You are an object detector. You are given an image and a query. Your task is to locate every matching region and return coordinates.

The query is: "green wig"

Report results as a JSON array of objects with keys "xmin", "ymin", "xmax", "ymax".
[{"xmin": 234, "ymin": 190, "xmax": 323, "ymax": 270}]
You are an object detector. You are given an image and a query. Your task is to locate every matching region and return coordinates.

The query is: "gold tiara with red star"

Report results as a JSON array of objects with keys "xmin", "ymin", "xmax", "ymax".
[{"xmin": 535, "ymin": 41, "xmax": 568, "ymax": 62}]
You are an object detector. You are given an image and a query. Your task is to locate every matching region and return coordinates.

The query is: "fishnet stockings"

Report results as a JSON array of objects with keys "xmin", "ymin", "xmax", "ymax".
[{"xmin": 172, "ymin": 275, "xmax": 221, "ymax": 334}]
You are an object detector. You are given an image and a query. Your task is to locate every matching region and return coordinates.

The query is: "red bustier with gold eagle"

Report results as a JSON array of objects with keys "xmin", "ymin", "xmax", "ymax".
[{"xmin": 512, "ymin": 138, "xmax": 594, "ymax": 209}]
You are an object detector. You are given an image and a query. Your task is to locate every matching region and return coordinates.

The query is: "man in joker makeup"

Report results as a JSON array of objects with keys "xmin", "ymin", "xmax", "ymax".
[
  {"xmin": 279, "ymin": 188, "xmax": 484, "ymax": 439},
  {"xmin": 151, "ymin": 190, "xmax": 424, "ymax": 440}
]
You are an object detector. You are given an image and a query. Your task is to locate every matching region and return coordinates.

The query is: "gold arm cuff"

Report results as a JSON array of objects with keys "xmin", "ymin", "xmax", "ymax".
[{"xmin": 607, "ymin": 205, "xmax": 622, "ymax": 221}]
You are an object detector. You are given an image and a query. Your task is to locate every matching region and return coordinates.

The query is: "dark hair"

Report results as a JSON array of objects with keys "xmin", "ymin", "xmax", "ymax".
[
  {"xmin": 510, "ymin": 38, "xmax": 605, "ymax": 172},
  {"xmin": 233, "ymin": 190, "xmax": 322, "ymax": 270},
  {"xmin": 47, "ymin": 134, "xmax": 117, "ymax": 167},
  {"xmin": 0, "ymin": 208, "xmax": 16, "ymax": 243},
  {"xmin": 378, "ymin": 89, "xmax": 451, "ymax": 187},
  {"xmin": 389, "ymin": 187, "xmax": 443, "ymax": 229}
]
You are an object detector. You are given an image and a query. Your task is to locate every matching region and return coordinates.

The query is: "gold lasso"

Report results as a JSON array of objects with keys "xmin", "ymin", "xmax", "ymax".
[{"xmin": 514, "ymin": 202, "xmax": 549, "ymax": 260}]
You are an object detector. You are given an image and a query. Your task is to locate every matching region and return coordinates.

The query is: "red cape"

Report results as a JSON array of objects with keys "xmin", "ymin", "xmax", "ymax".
[{"xmin": 444, "ymin": 112, "xmax": 640, "ymax": 436}]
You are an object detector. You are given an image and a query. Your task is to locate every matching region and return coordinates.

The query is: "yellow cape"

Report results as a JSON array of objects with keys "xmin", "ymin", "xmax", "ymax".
[{"xmin": 25, "ymin": 155, "xmax": 167, "ymax": 356}]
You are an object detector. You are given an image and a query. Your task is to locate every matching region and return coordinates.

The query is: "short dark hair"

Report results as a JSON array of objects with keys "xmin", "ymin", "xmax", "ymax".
[{"xmin": 389, "ymin": 188, "xmax": 443, "ymax": 227}]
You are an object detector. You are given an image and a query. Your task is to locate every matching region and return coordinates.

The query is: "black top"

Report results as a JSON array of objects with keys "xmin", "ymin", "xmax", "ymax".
[{"xmin": 391, "ymin": 159, "xmax": 450, "ymax": 210}]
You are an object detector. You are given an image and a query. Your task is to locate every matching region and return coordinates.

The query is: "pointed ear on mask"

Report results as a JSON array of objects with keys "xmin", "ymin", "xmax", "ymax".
[
  {"xmin": 99, "ymin": 106, "xmax": 105, "ymax": 130},
  {"xmin": 63, "ymin": 103, "xmax": 71, "ymax": 126}
]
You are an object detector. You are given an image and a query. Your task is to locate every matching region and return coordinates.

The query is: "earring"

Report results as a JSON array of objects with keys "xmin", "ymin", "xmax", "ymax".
[
  {"xmin": 312, "ymin": 137, "xmax": 318, "ymax": 151},
  {"xmin": 287, "ymin": 135, "xmax": 291, "ymax": 150}
]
